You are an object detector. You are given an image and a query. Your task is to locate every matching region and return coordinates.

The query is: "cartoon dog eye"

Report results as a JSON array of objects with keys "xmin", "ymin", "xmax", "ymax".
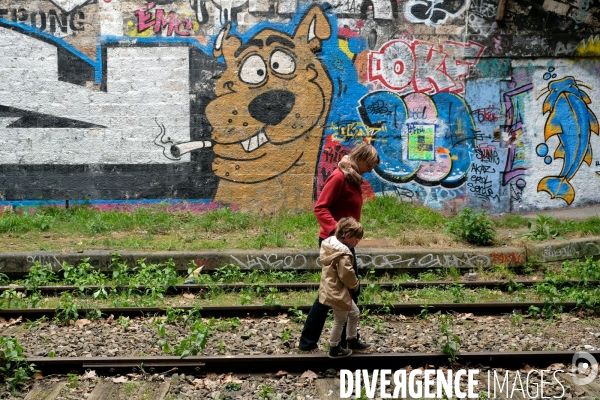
[
  {"xmin": 270, "ymin": 50, "xmax": 295, "ymax": 75},
  {"xmin": 239, "ymin": 55, "xmax": 267, "ymax": 84}
]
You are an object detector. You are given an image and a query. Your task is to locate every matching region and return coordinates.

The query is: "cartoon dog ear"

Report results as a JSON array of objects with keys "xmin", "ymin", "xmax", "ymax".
[
  {"xmin": 213, "ymin": 22, "xmax": 242, "ymax": 63},
  {"xmin": 293, "ymin": 5, "xmax": 331, "ymax": 52}
]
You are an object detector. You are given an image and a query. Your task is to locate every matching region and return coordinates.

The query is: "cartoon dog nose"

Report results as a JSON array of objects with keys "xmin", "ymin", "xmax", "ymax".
[{"xmin": 248, "ymin": 90, "xmax": 295, "ymax": 126}]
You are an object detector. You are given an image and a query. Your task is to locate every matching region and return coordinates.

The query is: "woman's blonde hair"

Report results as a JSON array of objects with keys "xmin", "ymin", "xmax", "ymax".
[
  {"xmin": 335, "ymin": 217, "xmax": 364, "ymax": 240},
  {"xmin": 349, "ymin": 143, "xmax": 380, "ymax": 167}
]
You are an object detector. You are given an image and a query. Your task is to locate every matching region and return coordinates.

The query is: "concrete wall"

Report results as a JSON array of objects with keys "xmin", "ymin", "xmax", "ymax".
[{"xmin": 1, "ymin": 0, "xmax": 599, "ymax": 214}]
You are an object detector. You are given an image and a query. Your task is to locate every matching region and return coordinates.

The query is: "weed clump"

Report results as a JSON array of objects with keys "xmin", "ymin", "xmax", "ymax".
[
  {"xmin": 445, "ymin": 208, "xmax": 496, "ymax": 246},
  {"xmin": 0, "ymin": 336, "xmax": 38, "ymax": 391}
]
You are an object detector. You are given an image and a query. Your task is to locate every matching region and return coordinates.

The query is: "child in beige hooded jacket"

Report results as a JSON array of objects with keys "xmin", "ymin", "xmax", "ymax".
[{"xmin": 319, "ymin": 217, "xmax": 371, "ymax": 358}]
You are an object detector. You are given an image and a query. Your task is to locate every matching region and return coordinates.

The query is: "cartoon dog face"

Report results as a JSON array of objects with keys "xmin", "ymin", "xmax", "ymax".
[{"xmin": 205, "ymin": 5, "xmax": 333, "ymax": 212}]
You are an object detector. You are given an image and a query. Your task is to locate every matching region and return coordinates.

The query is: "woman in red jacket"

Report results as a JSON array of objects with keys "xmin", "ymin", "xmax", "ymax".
[{"xmin": 298, "ymin": 142, "xmax": 380, "ymax": 352}]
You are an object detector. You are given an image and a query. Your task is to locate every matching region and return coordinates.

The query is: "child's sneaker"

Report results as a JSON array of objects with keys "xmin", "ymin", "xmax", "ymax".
[
  {"xmin": 329, "ymin": 345, "xmax": 352, "ymax": 359},
  {"xmin": 347, "ymin": 338, "xmax": 371, "ymax": 353}
]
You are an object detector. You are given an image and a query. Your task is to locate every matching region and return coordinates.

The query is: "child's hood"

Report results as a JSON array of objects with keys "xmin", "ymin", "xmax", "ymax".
[{"xmin": 320, "ymin": 236, "xmax": 352, "ymax": 264}]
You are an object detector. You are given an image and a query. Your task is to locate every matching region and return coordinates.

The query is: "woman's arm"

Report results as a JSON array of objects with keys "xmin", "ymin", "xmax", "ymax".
[{"xmin": 314, "ymin": 172, "xmax": 344, "ymax": 237}]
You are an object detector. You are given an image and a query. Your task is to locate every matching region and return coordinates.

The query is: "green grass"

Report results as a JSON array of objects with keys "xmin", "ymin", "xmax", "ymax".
[
  {"xmin": 362, "ymin": 195, "xmax": 447, "ymax": 232},
  {"xmin": 0, "ymin": 197, "xmax": 446, "ymax": 251},
  {"xmin": 492, "ymin": 214, "xmax": 530, "ymax": 229},
  {"xmin": 1, "ymin": 196, "xmax": 599, "ymax": 252},
  {"xmin": 12, "ymin": 283, "xmax": 600, "ymax": 310}
]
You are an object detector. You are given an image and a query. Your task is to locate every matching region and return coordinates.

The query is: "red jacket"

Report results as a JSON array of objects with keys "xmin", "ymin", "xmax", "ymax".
[{"xmin": 314, "ymin": 169, "xmax": 363, "ymax": 240}]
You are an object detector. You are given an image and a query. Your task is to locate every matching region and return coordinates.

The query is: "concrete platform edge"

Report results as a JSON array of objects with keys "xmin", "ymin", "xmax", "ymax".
[{"xmin": 0, "ymin": 236, "xmax": 599, "ymax": 276}]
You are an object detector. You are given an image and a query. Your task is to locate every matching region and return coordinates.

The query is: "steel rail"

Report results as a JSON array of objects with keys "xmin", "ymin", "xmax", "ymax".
[
  {"xmin": 0, "ymin": 302, "xmax": 583, "ymax": 320},
  {"xmin": 26, "ymin": 350, "xmax": 600, "ymax": 375},
  {"xmin": 1, "ymin": 279, "xmax": 595, "ymax": 294}
]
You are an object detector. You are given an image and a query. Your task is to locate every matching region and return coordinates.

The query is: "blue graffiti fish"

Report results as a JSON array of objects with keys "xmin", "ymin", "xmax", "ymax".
[{"xmin": 538, "ymin": 77, "xmax": 599, "ymax": 205}]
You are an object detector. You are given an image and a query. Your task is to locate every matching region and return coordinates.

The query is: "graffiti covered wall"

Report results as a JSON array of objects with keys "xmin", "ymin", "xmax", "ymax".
[{"xmin": 1, "ymin": 0, "xmax": 600, "ymax": 213}]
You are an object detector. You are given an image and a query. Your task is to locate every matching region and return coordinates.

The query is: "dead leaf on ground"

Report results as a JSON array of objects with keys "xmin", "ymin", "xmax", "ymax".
[
  {"xmin": 276, "ymin": 370, "xmax": 288, "ymax": 377},
  {"xmin": 75, "ymin": 319, "xmax": 91, "ymax": 328},
  {"xmin": 33, "ymin": 372, "xmax": 44, "ymax": 380},
  {"xmin": 219, "ymin": 374, "xmax": 233, "ymax": 384},
  {"xmin": 183, "ymin": 293, "xmax": 195, "ymax": 299},
  {"xmin": 301, "ymin": 370, "xmax": 318, "ymax": 381},
  {"xmin": 112, "ymin": 376, "xmax": 128, "ymax": 383},
  {"xmin": 0, "ymin": 316, "xmax": 22, "ymax": 328},
  {"xmin": 83, "ymin": 370, "xmax": 97, "ymax": 380},
  {"xmin": 192, "ymin": 378, "xmax": 206, "ymax": 390},
  {"xmin": 548, "ymin": 363, "xmax": 565, "ymax": 371},
  {"xmin": 521, "ymin": 364, "xmax": 533, "ymax": 373}
]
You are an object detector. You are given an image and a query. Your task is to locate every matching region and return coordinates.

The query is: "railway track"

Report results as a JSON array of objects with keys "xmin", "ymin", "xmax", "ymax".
[
  {"xmin": 3, "ymin": 280, "xmax": 600, "ymax": 398},
  {"xmin": 2, "ymin": 279, "xmax": 596, "ymax": 295},
  {"xmin": 0, "ymin": 301, "xmax": 588, "ymax": 320},
  {"xmin": 24, "ymin": 350, "xmax": 600, "ymax": 375},
  {"xmin": 17, "ymin": 351, "xmax": 600, "ymax": 399}
]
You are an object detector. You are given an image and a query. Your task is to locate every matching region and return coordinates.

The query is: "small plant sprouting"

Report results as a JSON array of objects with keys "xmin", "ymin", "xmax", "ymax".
[
  {"xmin": 23, "ymin": 262, "xmax": 57, "ymax": 292},
  {"xmin": 506, "ymin": 278, "xmax": 524, "ymax": 294},
  {"xmin": 217, "ymin": 340, "xmax": 227, "ymax": 354},
  {"xmin": 0, "ymin": 272, "xmax": 9, "ymax": 286},
  {"xmin": 24, "ymin": 317, "xmax": 48, "ymax": 330},
  {"xmin": 116, "ymin": 316, "xmax": 131, "ymax": 331},
  {"xmin": 0, "ymin": 336, "xmax": 38, "ymax": 391},
  {"xmin": 526, "ymin": 305, "xmax": 541, "ymax": 318},
  {"xmin": 449, "ymin": 283, "xmax": 465, "ymax": 303},
  {"xmin": 0, "ymin": 288, "xmax": 21, "ymax": 309},
  {"xmin": 164, "ymin": 307, "xmax": 185, "ymax": 324},
  {"xmin": 67, "ymin": 373, "xmax": 79, "ymax": 388},
  {"xmin": 418, "ymin": 303, "xmax": 433, "ymax": 320},
  {"xmin": 61, "ymin": 259, "xmax": 107, "ymax": 293},
  {"xmin": 436, "ymin": 313, "xmax": 461, "ymax": 364},
  {"xmin": 373, "ymin": 317, "xmax": 386, "ymax": 334},
  {"xmin": 356, "ymin": 387, "xmax": 369, "ymax": 400},
  {"xmin": 54, "ymin": 292, "xmax": 79, "ymax": 325},
  {"xmin": 359, "ymin": 282, "xmax": 379, "ymax": 304},
  {"xmin": 445, "ymin": 208, "xmax": 496, "ymax": 246},
  {"xmin": 259, "ymin": 385, "xmax": 275, "ymax": 399},
  {"xmin": 511, "ymin": 313, "xmax": 524, "ymax": 326},
  {"xmin": 288, "ymin": 306, "xmax": 306, "ymax": 323},
  {"xmin": 523, "ymin": 214, "xmax": 562, "ymax": 241},
  {"xmin": 225, "ymin": 382, "xmax": 242, "ymax": 391},
  {"xmin": 173, "ymin": 319, "xmax": 214, "ymax": 358},
  {"xmin": 263, "ymin": 287, "xmax": 281, "ymax": 306},
  {"xmin": 280, "ymin": 329, "xmax": 292, "ymax": 342},
  {"xmin": 240, "ymin": 293, "xmax": 252, "ymax": 305}
]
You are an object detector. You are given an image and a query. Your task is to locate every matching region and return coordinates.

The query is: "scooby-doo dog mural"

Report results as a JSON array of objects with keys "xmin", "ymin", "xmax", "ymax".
[{"xmin": 205, "ymin": 5, "xmax": 333, "ymax": 213}]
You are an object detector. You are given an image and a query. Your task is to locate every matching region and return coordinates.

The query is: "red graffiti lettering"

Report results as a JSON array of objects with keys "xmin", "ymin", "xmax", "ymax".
[
  {"xmin": 368, "ymin": 39, "xmax": 484, "ymax": 94},
  {"xmin": 135, "ymin": 2, "xmax": 193, "ymax": 37},
  {"xmin": 472, "ymin": 105, "xmax": 499, "ymax": 123},
  {"xmin": 476, "ymin": 144, "xmax": 500, "ymax": 164},
  {"xmin": 490, "ymin": 252, "xmax": 523, "ymax": 264}
]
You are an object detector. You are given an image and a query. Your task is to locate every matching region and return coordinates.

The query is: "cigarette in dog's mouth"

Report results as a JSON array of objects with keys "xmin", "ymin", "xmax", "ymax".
[{"xmin": 171, "ymin": 140, "xmax": 212, "ymax": 158}]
